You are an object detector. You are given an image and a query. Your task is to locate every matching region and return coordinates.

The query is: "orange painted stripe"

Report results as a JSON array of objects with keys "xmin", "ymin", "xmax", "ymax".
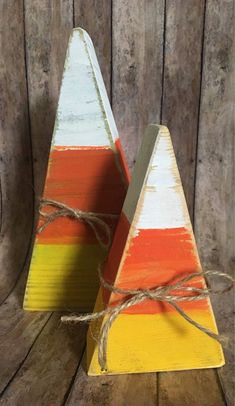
[
  {"xmin": 103, "ymin": 214, "xmax": 207, "ymax": 314},
  {"xmin": 38, "ymin": 147, "xmax": 127, "ymax": 244}
]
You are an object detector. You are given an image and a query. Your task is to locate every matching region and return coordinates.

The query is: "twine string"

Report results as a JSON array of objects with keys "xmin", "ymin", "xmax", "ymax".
[
  {"xmin": 38, "ymin": 198, "xmax": 118, "ymax": 249},
  {"xmin": 38, "ymin": 198, "xmax": 234, "ymax": 372},
  {"xmin": 61, "ymin": 268, "xmax": 234, "ymax": 371}
]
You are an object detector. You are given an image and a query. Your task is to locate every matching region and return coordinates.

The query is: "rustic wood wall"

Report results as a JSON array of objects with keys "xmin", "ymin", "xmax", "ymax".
[{"xmin": 0, "ymin": 0, "xmax": 234, "ymax": 404}]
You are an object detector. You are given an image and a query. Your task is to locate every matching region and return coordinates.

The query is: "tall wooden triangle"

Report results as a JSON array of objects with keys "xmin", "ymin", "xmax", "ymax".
[
  {"xmin": 24, "ymin": 28, "xmax": 129, "ymax": 311},
  {"xmin": 87, "ymin": 125, "xmax": 224, "ymax": 375}
]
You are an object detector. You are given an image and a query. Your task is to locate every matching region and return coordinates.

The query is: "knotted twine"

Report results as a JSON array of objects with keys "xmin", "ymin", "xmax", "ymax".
[
  {"xmin": 39, "ymin": 198, "xmax": 235, "ymax": 372},
  {"xmin": 39, "ymin": 198, "xmax": 118, "ymax": 250}
]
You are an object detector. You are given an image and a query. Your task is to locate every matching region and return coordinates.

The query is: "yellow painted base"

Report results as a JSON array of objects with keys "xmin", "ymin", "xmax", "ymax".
[
  {"xmin": 87, "ymin": 290, "xmax": 224, "ymax": 375},
  {"xmin": 24, "ymin": 244, "xmax": 104, "ymax": 311}
]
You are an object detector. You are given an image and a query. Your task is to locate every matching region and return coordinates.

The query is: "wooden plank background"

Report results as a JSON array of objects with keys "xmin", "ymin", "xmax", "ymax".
[{"xmin": 0, "ymin": 0, "xmax": 234, "ymax": 404}]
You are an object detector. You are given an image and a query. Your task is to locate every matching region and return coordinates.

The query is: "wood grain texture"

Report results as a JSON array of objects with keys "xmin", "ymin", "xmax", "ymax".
[
  {"xmin": 87, "ymin": 126, "xmax": 223, "ymax": 376},
  {"xmin": 24, "ymin": 28, "xmax": 127, "ymax": 311},
  {"xmin": 194, "ymin": 0, "xmax": 235, "ymax": 404},
  {"xmin": 0, "ymin": 0, "xmax": 33, "ymax": 302},
  {"xmin": 24, "ymin": 0, "xmax": 73, "ymax": 198},
  {"xmin": 74, "ymin": 0, "xmax": 112, "ymax": 98},
  {"xmin": 158, "ymin": 370, "xmax": 225, "ymax": 406},
  {"xmin": 112, "ymin": 0, "xmax": 164, "ymax": 169},
  {"xmin": 66, "ymin": 354, "xmax": 157, "ymax": 406},
  {"xmin": 0, "ymin": 271, "xmax": 50, "ymax": 395},
  {"xmin": 0, "ymin": 313, "xmax": 86, "ymax": 405},
  {"xmin": 0, "ymin": 1, "xmax": 233, "ymax": 404},
  {"xmin": 161, "ymin": 0, "xmax": 205, "ymax": 218}
]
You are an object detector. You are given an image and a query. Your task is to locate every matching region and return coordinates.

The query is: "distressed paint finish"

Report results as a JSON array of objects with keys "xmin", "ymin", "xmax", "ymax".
[
  {"xmin": 1, "ymin": 2, "xmax": 232, "ymax": 404},
  {"xmin": 24, "ymin": 29, "xmax": 128, "ymax": 311},
  {"xmin": 87, "ymin": 125, "xmax": 223, "ymax": 375},
  {"xmin": 123, "ymin": 133, "xmax": 190, "ymax": 229},
  {"xmin": 53, "ymin": 30, "xmax": 118, "ymax": 147}
]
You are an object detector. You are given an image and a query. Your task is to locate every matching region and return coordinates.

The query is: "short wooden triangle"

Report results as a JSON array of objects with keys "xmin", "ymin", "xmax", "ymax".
[
  {"xmin": 87, "ymin": 124, "xmax": 224, "ymax": 375},
  {"xmin": 24, "ymin": 28, "xmax": 128, "ymax": 311}
]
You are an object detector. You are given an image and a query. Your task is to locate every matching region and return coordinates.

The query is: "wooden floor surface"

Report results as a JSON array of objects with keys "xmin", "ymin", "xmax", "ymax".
[{"xmin": 0, "ymin": 269, "xmax": 231, "ymax": 406}]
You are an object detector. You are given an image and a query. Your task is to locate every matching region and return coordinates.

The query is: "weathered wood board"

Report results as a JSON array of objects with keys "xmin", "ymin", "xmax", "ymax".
[
  {"xmin": 0, "ymin": 0, "xmax": 33, "ymax": 304},
  {"xmin": 0, "ymin": 312, "xmax": 87, "ymax": 405},
  {"xmin": 112, "ymin": 0, "xmax": 164, "ymax": 169},
  {"xmin": 74, "ymin": 0, "xmax": 112, "ymax": 98},
  {"xmin": 24, "ymin": 0, "xmax": 74, "ymax": 199},
  {"xmin": 87, "ymin": 125, "xmax": 223, "ymax": 375},
  {"xmin": 0, "ymin": 270, "xmax": 50, "ymax": 394},
  {"xmin": 23, "ymin": 28, "xmax": 128, "ymax": 311},
  {"xmin": 161, "ymin": 0, "xmax": 205, "ymax": 218},
  {"xmin": 158, "ymin": 369, "xmax": 225, "ymax": 406},
  {"xmin": 194, "ymin": 0, "xmax": 235, "ymax": 403},
  {"xmin": 66, "ymin": 353, "xmax": 157, "ymax": 405}
]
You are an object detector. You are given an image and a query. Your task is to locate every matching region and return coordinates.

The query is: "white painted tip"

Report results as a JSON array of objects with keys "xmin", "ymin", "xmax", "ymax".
[
  {"xmin": 53, "ymin": 28, "xmax": 118, "ymax": 148},
  {"xmin": 123, "ymin": 125, "xmax": 191, "ymax": 230}
]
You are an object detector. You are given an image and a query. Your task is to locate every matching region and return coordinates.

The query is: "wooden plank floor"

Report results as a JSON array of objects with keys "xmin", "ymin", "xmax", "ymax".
[{"xmin": 0, "ymin": 270, "xmax": 230, "ymax": 405}]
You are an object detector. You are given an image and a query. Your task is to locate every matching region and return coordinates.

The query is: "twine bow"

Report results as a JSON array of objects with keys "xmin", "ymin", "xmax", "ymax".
[
  {"xmin": 38, "ymin": 198, "xmax": 234, "ymax": 372},
  {"xmin": 38, "ymin": 198, "xmax": 118, "ymax": 250},
  {"xmin": 62, "ymin": 266, "xmax": 234, "ymax": 371}
]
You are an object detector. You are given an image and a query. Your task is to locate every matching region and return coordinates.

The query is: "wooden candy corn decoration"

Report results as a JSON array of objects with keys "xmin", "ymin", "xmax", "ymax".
[
  {"xmin": 24, "ymin": 28, "xmax": 128, "ymax": 311},
  {"xmin": 87, "ymin": 124, "xmax": 224, "ymax": 375}
]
